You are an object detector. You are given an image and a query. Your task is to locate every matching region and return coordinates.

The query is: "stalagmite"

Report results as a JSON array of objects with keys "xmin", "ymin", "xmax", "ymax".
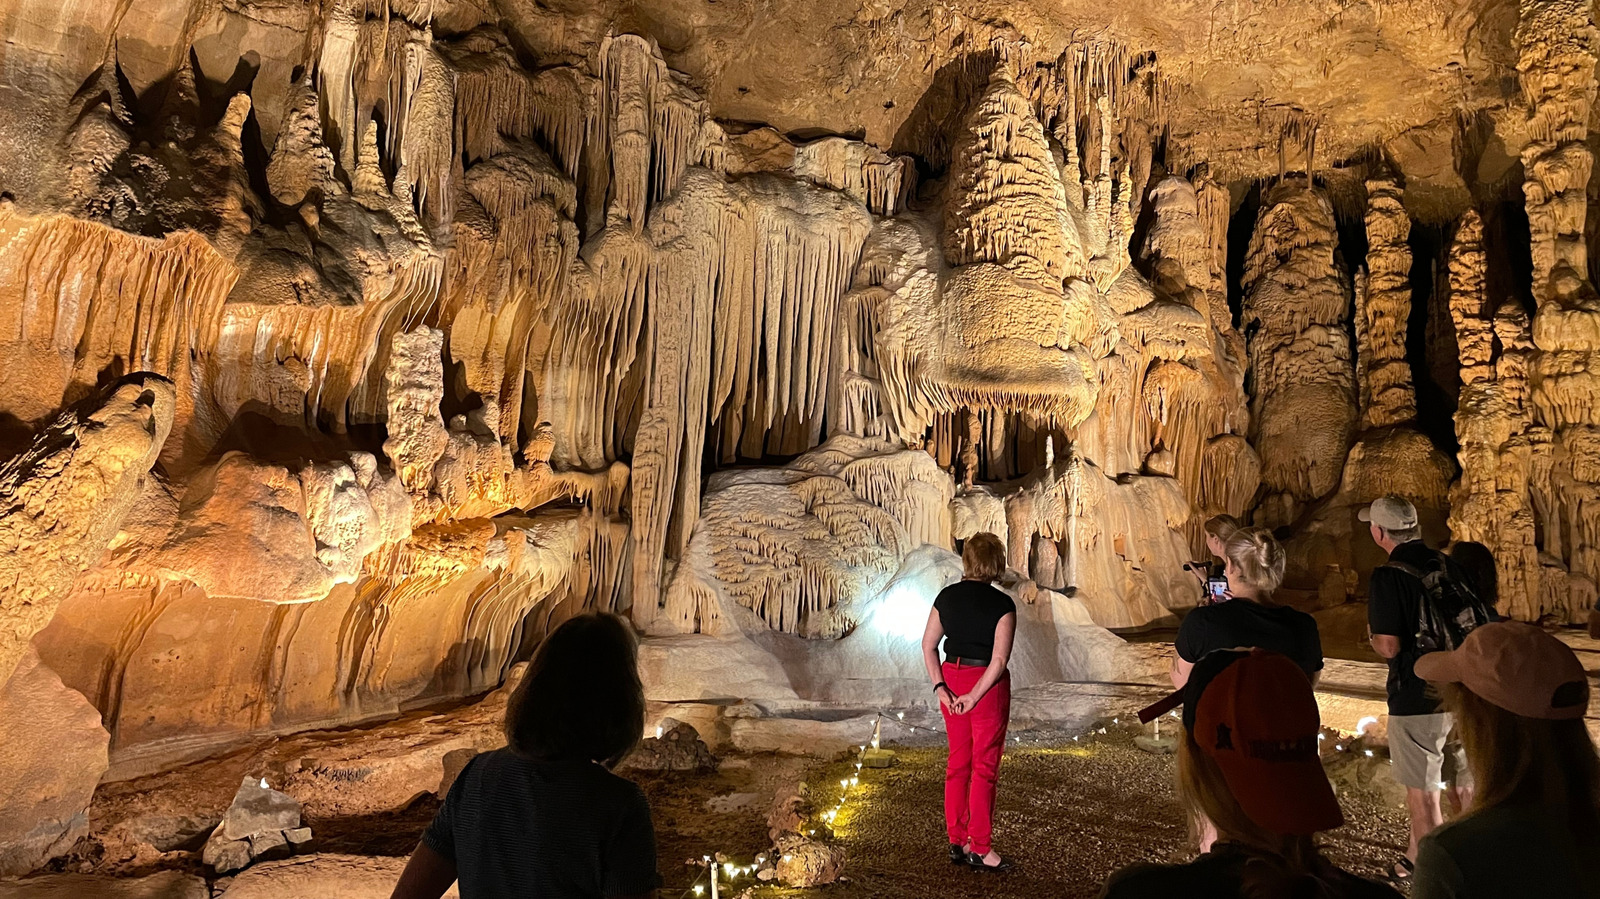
[
  {"xmin": 1515, "ymin": 0, "xmax": 1600, "ymax": 622},
  {"xmin": 1448, "ymin": 212, "xmax": 1543, "ymax": 617},
  {"xmin": 383, "ymin": 328, "xmax": 450, "ymax": 493},
  {"xmin": 0, "ymin": 377, "xmax": 175, "ymax": 686},
  {"xmin": 1356, "ymin": 174, "xmax": 1419, "ymax": 429},
  {"xmin": 1241, "ymin": 184, "xmax": 1356, "ymax": 527}
]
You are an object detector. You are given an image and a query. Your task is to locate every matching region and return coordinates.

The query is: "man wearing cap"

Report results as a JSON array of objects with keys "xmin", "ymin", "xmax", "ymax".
[{"xmin": 1361, "ymin": 495, "xmax": 1473, "ymax": 883}]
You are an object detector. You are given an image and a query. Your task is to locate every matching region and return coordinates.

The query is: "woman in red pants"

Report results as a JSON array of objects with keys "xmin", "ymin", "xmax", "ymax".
[{"xmin": 921, "ymin": 532, "xmax": 1017, "ymax": 872}]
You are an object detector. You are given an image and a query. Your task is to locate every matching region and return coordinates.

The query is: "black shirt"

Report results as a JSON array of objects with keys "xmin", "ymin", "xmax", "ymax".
[
  {"xmin": 1175, "ymin": 598, "xmax": 1323, "ymax": 678},
  {"xmin": 423, "ymin": 749, "xmax": 660, "ymax": 898},
  {"xmin": 1101, "ymin": 845, "xmax": 1402, "ymax": 899},
  {"xmin": 1369, "ymin": 540, "xmax": 1458, "ymax": 716},
  {"xmin": 1414, "ymin": 802, "xmax": 1600, "ymax": 899},
  {"xmin": 934, "ymin": 579, "xmax": 1016, "ymax": 661}
]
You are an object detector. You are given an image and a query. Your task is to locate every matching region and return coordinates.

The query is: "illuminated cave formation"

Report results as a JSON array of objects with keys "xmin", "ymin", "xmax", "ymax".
[{"xmin": 0, "ymin": 0, "xmax": 1597, "ymax": 885}]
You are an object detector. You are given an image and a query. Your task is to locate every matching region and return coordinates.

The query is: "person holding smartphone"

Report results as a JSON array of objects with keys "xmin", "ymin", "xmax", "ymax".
[
  {"xmin": 1195, "ymin": 515, "xmax": 1243, "ymax": 605},
  {"xmin": 1169, "ymin": 526, "xmax": 1326, "ymax": 854}
]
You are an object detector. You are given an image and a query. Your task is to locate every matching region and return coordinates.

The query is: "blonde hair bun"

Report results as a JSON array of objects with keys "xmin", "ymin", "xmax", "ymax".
[{"xmin": 1223, "ymin": 526, "xmax": 1286, "ymax": 593}]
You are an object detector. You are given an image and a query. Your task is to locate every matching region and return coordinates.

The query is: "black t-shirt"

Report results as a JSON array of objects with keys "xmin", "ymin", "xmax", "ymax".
[
  {"xmin": 423, "ymin": 749, "xmax": 660, "ymax": 898},
  {"xmin": 1414, "ymin": 802, "xmax": 1600, "ymax": 899},
  {"xmin": 1369, "ymin": 540, "xmax": 1459, "ymax": 716},
  {"xmin": 934, "ymin": 579, "xmax": 1017, "ymax": 661},
  {"xmin": 1175, "ymin": 599, "xmax": 1324, "ymax": 678},
  {"xmin": 1100, "ymin": 845, "xmax": 1401, "ymax": 899}
]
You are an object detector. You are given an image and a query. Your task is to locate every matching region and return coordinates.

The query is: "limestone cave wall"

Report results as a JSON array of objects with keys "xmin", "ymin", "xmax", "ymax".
[{"xmin": 0, "ymin": 0, "xmax": 1596, "ymax": 803}]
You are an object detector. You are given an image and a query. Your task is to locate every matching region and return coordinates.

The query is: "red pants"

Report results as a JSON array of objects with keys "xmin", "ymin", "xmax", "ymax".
[{"xmin": 940, "ymin": 662, "xmax": 1010, "ymax": 854}]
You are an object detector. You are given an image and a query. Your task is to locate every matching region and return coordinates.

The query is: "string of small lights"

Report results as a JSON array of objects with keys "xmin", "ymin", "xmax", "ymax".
[{"xmin": 679, "ymin": 699, "xmax": 1390, "ymax": 895}]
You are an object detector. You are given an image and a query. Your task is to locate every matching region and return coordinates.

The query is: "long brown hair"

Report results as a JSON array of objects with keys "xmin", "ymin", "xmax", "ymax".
[
  {"xmin": 1446, "ymin": 683, "xmax": 1600, "ymax": 835},
  {"xmin": 504, "ymin": 612, "xmax": 646, "ymax": 768},
  {"xmin": 1177, "ymin": 730, "xmax": 1346, "ymax": 898}
]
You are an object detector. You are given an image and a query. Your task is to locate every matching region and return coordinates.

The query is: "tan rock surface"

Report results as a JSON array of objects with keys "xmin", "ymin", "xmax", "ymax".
[
  {"xmin": 218, "ymin": 854, "xmax": 460, "ymax": 899},
  {"xmin": 0, "ymin": 0, "xmax": 1597, "ymax": 862},
  {"xmin": 0, "ymin": 648, "xmax": 110, "ymax": 876},
  {"xmin": 0, "ymin": 377, "xmax": 174, "ymax": 686},
  {"xmin": 0, "ymin": 871, "xmax": 207, "ymax": 899}
]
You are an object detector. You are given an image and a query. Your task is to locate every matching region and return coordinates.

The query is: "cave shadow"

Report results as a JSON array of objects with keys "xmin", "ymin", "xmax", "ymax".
[
  {"xmin": 889, "ymin": 49, "xmax": 1002, "ymax": 182},
  {"xmin": 199, "ymin": 400, "xmax": 386, "ymax": 471}
]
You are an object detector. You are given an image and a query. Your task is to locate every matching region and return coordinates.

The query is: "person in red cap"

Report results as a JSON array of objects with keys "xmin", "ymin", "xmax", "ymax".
[
  {"xmin": 1410, "ymin": 621, "xmax": 1600, "ymax": 898},
  {"xmin": 1104, "ymin": 650, "xmax": 1398, "ymax": 898}
]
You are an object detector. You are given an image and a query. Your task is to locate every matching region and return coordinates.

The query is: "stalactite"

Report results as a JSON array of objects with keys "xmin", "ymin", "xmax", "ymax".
[
  {"xmin": 1516, "ymin": 0, "xmax": 1599, "ymax": 305},
  {"xmin": 0, "ymin": 204, "xmax": 236, "ymax": 427},
  {"xmin": 1193, "ymin": 166, "xmax": 1234, "ymax": 334},
  {"xmin": 440, "ymin": 142, "xmax": 578, "ymax": 444},
  {"xmin": 944, "ymin": 67, "xmax": 1086, "ymax": 286},
  {"xmin": 267, "ymin": 77, "xmax": 338, "ymax": 208},
  {"xmin": 395, "ymin": 42, "xmax": 455, "ymax": 228}
]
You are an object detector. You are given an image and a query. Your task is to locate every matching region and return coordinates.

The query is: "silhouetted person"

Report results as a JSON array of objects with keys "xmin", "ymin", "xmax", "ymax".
[
  {"xmin": 1413, "ymin": 622, "xmax": 1600, "ymax": 898},
  {"xmin": 1446, "ymin": 541, "xmax": 1498, "ymax": 613},
  {"xmin": 391, "ymin": 613, "xmax": 659, "ymax": 899},
  {"xmin": 922, "ymin": 532, "xmax": 1017, "ymax": 871},
  {"xmin": 1364, "ymin": 496, "xmax": 1490, "ymax": 883},
  {"xmin": 1102, "ymin": 650, "xmax": 1399, "ymax": 899}
]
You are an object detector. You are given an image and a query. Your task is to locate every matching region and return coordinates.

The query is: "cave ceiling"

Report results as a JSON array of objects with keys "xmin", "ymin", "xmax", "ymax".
[{"xmin": 1, "ymin": 0, "xmax": 1519, "ymax": 208}]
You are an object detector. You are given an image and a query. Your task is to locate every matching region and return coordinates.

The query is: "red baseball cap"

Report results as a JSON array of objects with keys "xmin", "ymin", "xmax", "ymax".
[
  {"xmin": 1187, "ymin": 649, "xmax": 1345, "ymax": 836},
  {"xmin": 1415, "ymin": 621, "xmax": 1590, "ymax": 720}
]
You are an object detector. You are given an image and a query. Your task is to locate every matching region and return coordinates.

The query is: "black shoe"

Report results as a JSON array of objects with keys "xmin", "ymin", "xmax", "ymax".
[
  {"xmin": 966, "ymin": 850, "xmax": 1016, "ymax": 872},
  {"xmin": 949, "ymin": 843, "xmax": 967, "ymax": 864}
]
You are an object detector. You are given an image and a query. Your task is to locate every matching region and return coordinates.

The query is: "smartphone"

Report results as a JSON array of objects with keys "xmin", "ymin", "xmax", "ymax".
[{"xmin": 1206, "ymin": 576, "xmax": 1229, "ymax": 602}]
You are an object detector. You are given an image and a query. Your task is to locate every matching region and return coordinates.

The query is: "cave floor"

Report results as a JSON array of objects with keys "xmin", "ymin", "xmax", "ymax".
[{"xmin": 649, "ymin": 729, "xmax": 1410, "ymax": 899}]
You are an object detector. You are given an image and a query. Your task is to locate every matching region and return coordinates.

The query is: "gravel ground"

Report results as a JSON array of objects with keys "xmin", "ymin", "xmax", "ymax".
[{"xmin": 647, "ymin": 727, "xmax": 1411, "ymax": 899}]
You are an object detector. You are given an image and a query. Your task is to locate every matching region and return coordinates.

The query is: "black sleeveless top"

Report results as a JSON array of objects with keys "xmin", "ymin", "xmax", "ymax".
[{"xmin": 933, "ymin": 580, "xmax": 1016, "ymax": 661}]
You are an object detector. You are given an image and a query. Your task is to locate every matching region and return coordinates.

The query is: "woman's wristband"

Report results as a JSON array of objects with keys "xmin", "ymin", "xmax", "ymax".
[{"xmin": 933, "ymin": 681, "xmax": 948, "ymax": 693}]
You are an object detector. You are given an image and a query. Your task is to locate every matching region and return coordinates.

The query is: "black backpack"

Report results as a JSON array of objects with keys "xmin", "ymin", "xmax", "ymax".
[{"xmin": 1384, "ymin": 552, "xmax": 1495, "ymax": 654}]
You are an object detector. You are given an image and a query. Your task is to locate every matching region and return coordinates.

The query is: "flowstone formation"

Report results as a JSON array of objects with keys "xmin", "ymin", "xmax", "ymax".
[{"xmin": 1, "ymin": 0, "xmax": 1599, "ymax": 880}]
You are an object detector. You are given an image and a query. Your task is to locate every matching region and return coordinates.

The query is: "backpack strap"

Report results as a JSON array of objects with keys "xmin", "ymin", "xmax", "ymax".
[{"xmin": 1382, "ymin": 559, "xmax": 1430, "ymax": 581}]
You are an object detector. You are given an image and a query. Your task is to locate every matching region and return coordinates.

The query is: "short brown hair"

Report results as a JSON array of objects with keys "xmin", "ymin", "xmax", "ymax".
[
  {"xmin": 504, "ymin": 612, "xmax": 645, "ymax": 768},
  {"xmin": 962, "ymin": 532, "xmax": 1007, "ymax": 582}
]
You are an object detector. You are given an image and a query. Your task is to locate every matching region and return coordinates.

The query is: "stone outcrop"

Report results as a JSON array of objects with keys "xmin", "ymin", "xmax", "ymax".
[
  {"xmin": 0, "ymin": 376, "xmax": 174, "ymax": 687},
  {"xmin": 200, "ymin": 776, "xmax": 311, "ymax": 874},
  {"xmin": 620, "ymin": 721, "xmax": 719, "ymax": 772},
  {"xmin": 0, "ymin": 648, "xmax": 110, "ymax": 876},
  {"xmin": 219, "ymin": 854, "xmax": 461, "ymax": 899}
]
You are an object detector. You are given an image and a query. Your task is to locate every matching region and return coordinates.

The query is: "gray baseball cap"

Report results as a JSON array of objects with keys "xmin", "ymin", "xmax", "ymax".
[{"xmin": 1358, "ymin": 496, "xmax": 1418, "ymax": 531}]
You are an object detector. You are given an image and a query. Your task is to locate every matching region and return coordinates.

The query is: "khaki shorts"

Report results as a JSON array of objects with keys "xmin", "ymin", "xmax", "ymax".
[{"xmin": 1388, "ymin": 713, "xmax": 1470, "ymax": 791}]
